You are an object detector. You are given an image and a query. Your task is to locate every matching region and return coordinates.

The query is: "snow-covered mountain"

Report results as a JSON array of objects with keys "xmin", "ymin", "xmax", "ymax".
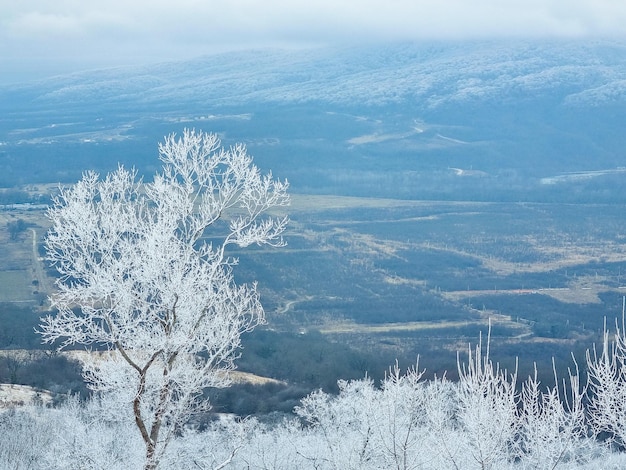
[
  {"xmin": 2, "ymin": 40, "xmax": 626, "ymax": 201},
  {"xmin": 6, "ymin": 40, "xmax": 626, "ymax": 108}
]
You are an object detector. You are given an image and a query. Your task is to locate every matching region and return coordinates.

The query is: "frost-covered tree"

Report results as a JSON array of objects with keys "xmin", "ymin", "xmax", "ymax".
[
  {"xmin": 287, "ymin": 334, "xmax": 603, "ymax": 470},
  {"xmin": 0, "ymin": 407, "xmax": 54, "ymax": 469},
  {"xmin": 454, "ymin": 333, "xmax": 519, "ymax": 470},
  {"xmin": 38, "ymin": 129, "xmax": 289, "ymax": 470},
  {"xmin": 587, "ymin": 305, "xmax": 626, "ymax": 448},
  {"xmin": 0, "ymin": 342, "xmax": 619, "ymax": 469},
  {"xmin": 516, "ymin": 361, "xmax": 593, "ymax": 469},
  {"xmin": 295, "ymin": 378, "xmax": 380, "ymax": 469},
  {"xmin": 294, "ymin": 363, "xmax": 444, "ymax": 470}
]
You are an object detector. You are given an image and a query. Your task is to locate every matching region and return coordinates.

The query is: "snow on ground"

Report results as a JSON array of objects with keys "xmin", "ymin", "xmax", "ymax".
[{"xmin": 0, "ymin": 383, "xmax": 53, "ymax": 408}]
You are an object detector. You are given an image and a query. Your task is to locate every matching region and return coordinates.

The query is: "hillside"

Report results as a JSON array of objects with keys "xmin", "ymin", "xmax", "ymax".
[{"xmin": 1, "ymin": 40, "xmax": 626, "ymax": 201}]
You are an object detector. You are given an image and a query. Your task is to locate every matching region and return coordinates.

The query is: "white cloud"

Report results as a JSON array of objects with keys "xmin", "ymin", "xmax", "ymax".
[
  {"xmin": 7, "ymin": 12, "xmax": 83, "ymax": 38},
  {"xmin": 2, "ymin": 0, "xmax": 626, "ymax": 83}
]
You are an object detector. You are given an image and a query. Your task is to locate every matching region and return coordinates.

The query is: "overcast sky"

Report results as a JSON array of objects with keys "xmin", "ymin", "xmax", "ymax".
[{"xmin": 2, "ymin": 0, "xmax": 626, "ymax": 84}]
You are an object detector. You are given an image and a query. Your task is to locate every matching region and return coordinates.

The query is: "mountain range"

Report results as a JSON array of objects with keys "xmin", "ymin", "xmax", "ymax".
[{"xmin": 2, "ymin": 40, "xmax": 626, "ymax": 201}]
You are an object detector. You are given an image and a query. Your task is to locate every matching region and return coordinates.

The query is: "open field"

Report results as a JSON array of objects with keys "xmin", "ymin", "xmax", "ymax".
[
  {"xmin": 1, "ymin": 190, "xmax": 625, "ymax": 386},
  {"xmin": 256, "ymin": 195, "xmax": 626, "ymax": 376},
  {"xmin": 317, "ymin": 317, "xmax": 529, "ymax": 336},
  {"xmin": 0, "ymin": 207, "xmax": 50, "ymax": 306},
  {"xmin": 0, "ymin": 271, "xmax": 34, "ymax": 303},
  {"xmin": 0, "ymin": 384, "xmax": 53, "ymax": 408}
]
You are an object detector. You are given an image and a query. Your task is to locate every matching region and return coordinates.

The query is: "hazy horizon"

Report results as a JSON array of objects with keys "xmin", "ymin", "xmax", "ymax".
[{"xmin": 3, "ymin": 0, "xmax": 626, "ymax": 84}]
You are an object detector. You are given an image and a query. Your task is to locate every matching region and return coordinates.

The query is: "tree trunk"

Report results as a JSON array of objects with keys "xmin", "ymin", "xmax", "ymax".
[{"xmin": 144, "ymin": 443, "xmax": 159, "ymax": 470}]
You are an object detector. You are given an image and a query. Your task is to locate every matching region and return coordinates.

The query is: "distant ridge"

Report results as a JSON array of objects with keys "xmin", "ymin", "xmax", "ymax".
[
  {"xmin": 4, "ymin": 40, "xmax": 626, "ymax": 110},
  {"xmin": 2, "ymin": 40, "xmax": 626, "ymax": 201}
]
